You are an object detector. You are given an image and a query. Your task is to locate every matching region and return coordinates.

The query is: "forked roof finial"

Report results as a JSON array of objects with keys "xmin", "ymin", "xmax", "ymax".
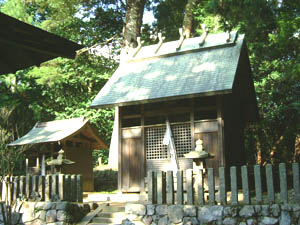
[{"xmin": 154, "ymin": 32, "xmax": 165, "ymax": 54}]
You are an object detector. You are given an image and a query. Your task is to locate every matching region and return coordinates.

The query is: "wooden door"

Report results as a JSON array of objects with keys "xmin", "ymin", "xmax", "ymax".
[{"xmin": 121, "ymin": 128, "xmax": 143, "ymax": 192}]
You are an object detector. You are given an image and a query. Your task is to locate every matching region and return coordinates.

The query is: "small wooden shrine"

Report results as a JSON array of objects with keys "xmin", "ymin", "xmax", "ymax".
[
  {"xmin": 91, "ymin": 31, "xmax": 258, "ymax": 192},
  {"xmin": 8, "ymin": 117, "xmax": 108, "ymax": 191}
]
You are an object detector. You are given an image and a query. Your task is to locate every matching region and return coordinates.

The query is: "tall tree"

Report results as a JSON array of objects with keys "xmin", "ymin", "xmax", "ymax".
[{"xmin": 123, "ymin": 0, "xmax": 147, "ymax": 49}]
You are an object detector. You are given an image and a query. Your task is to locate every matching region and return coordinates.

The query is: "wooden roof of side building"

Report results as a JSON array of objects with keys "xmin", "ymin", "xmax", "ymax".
[
  {"xmin": 91, "ymin": 31, "xmax": 258, "ymax": 122},
  {"xmin": 8, "ymin": 117, "xmax": 108, "ymax": 150}
]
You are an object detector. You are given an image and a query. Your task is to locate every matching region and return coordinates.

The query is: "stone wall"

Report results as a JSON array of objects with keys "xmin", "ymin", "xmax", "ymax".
[
  {"xmin": 1, "ymin": 201, "xmax": 90, "ymax": 225},
  {"xmin": 124, "ymin": 203, "xmax": 300, "ymax": 225}
]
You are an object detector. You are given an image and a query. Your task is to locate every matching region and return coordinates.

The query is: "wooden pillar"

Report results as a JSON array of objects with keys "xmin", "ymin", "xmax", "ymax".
[
  {"xmin": 25, "ymin": 158, "xmax": 29, "ymax": 174},
  {"xmin": 140, "ymin": 104, "xmax": 145, "ymax": 192},
  {"xmin": 217, "ymin": 96, "xmax": 225, "ymax": 167},
  {"xmin": 36, "ymin": 157, "xmax": 40, "ymax": 170},
  {"xmin": 117, "ymin": 107, "xmax": 122, "ymax": 191},
  {"xmin": 41, "ymin": 154, "xmax": 46, "ymax": 176},
  {"xmin": 191, "ymin": 99, "xmax": 195, "ymax": 150},
  {"xmin": 50, "ymin": 144, "xmax": 55, "ymax": 174}
]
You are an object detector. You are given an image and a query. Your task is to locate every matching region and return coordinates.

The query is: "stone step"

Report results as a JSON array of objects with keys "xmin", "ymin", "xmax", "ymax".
[
  {"xmin": 102, "ymin": 206, "xmax": 125, "ymax": 213},
  {"xmin": 97, "ymin": 211, "xmax": 126, "ymax": 218},
  {"xmin": 92, "ymin": 217, "xmax": 123, "ymax": 224}
]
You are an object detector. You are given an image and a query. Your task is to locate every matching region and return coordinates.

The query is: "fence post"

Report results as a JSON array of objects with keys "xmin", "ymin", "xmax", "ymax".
[
  {"xmin": 208, "ymin": 168, "xmax": 215, "ymax": 205},
  {"xmin": 166, "ymin": 171, "xmax": 174, "ymax": 204},
  {"xmin": 26, "ymin": 175, "xmax": 31, "ymax": 200},
  {"xmin": 279, "ymin": 163, "xmax": 288, "ymax": 204},
  {"xmin": 196, "ymin": 169, "xmax": 204, "ymax": 206},
  {"xmin": 19, "ymin": 176, "xmax": 25, "ymax": 199},
  {"xmin": 13, "ymin": 176, "xmax": 19, "ymax": 202},
  {"xmin": 32, "ymin": 175, "xmax": 38, "ymax": 196},
  {"xmin": 76, "ymin": 175, "xmax": 83, "ymax": 203},
  {"xmin": 147, "ymin": 171, "xmax": 155, "ymax": 204},
  {"xmin": 59, "ymin": 174, "xmax": 65, "ymax": 201},
  {"xmin": 230, "ymin": 166, "xmax": 238, "ymax": 205},
  {"xmin": 45, "ymin": 175, "xmax": 51, "ymax": 201},
  {"xmin": 38, "ymin": 176, "xmax": 45, "ymax": 201},
  {"xmin": 241, "ymin": 166, "xmax": 250, "ymax": 205},
  {"xmin": 51, "ymin": 174, "xmax": 58, "ymax": 199},
  {"xmin": 157, "ymin": 171, "xmax": 166, "ymax": 204},
  {"xmin": 176, "ymin": 170, "xmax": 183, "ymax": 205},
  {"xmin": 266, "ymin": 164, "xmax": 274, "ymax": 203},
  {"xmin": 71, "ymin": 175, "xmax": 77, "ymax": 202},
  {"xmin": 254, "ymin": 165, "xmax": 262, "ymax": 204},
  {"xmin": 65, "ymin": 175, "xmax": 71, "ymax": 202},
  {"xmin": 1, "ymin": 177, "xmax": 6, "ymax": 202},
  {"xmin": 292, "ymin": 163, "xmax": 300, "ymax": 202},
  {"xmin": 219, "ymin": 167, "xmax": 226, "ymax": 205},
  {"xmin": 186, "ymin": 169, "xmax": 193, "ymax": 205}
]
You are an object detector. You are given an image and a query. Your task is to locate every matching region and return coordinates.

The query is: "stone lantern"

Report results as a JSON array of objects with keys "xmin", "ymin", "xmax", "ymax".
[{"xmin": 184, "ymin": 139, "xmax": 213, "ymax": 173}]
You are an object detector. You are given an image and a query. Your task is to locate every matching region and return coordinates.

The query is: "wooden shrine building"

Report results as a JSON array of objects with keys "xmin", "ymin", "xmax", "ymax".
[
  {"xmin": 8, "ymin": 117, "xmax": 108, "ymax": 192},
  {"xmin": 91, "ymin": 31, "xmax": 259, "ymax": 192}
]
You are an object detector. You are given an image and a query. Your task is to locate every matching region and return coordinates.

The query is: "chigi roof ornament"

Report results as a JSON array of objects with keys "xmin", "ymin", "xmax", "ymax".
[
  {"xmin": 176, "ymin": 28, "xmax": 186, "ymax": 50},
  {"xmin": 199, "ymin": 24, "xmax": 209, "ymax": 46},
  {"xmin": 154, "ymin": 32, "xmax": 165, "ymax": 54},
  {"xmin": 133, "ymin": 36, "xmax": 144, "ymax": 57}
]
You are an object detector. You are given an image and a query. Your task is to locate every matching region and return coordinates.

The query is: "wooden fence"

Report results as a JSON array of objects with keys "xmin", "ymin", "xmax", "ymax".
[
  {"xmin": 147, "ymin": 163, "xmax": 300, "ymax": 205},
  {"xmin": 0, "ymin": 174, "xmax": 83, "ymax": 203}
]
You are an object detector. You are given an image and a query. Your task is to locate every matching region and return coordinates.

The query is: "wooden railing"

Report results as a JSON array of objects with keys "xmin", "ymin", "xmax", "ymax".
[
  {"xmin": 147, "ymin": 163, "xmax": 300, "ymax": 205},
  {"xmin": 0, "ymin": 174, "xmax": 83, "ymax": 203}
]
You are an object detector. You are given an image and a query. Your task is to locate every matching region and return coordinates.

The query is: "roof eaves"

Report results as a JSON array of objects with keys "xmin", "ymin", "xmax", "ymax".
[{"xmin": 90, "ymin": 89, "xmax": 232, "ymax": 109}]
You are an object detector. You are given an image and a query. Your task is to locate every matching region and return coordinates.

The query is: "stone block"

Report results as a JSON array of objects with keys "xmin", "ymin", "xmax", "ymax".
[
  {"xmin": 168, "ymin": 205, "xmax": 183, "ymax": 224},
  {"xmin": 46, "ymin": 209, "xmax": 57, "ymax": 223},
  {"xmin": 36, "ymin": 210, "xmax": 46, "ymax": 221},
  {"xmin": 247, "ymin": 218, "xmax": 257, "ymax": 225},
  {"xmin": 280, "ymin": 210, "xmax": 291, "ymax": 225},
  {"xmin": 183, "ymin": 205, "xmax": 196, "ymax": 217},
  {"xmin": 224, "ymin": 206, "xmax": 238, "ymax": 217},
  {"xmin": 261, "ymin": 205, "xmax": 269, "ymax": 216},
  {"xmin": 183, "ymin": 216, "xmax": 198, "ymax": 225},
  {"xmin": 125, "ymin": 203, "xmax": 146, "ymax": 216},
  {"xmin": 260, "ymin": 217, "xmax": 278, "ymax": 225},
  {"xmin": 156, "ymin": 205, "xmax": 168, "ymax": 216},
  {"xmin": 56, "ymin": 201, "xmax": 68, "ymax": 210},
  {"xmin": 198, "ymin": 206, "xmax": 222, "ymax": 224},
  {"xmin": 43, "ymin": 202, "xmax": 54, "ymax": 210},
  {"xmin": 222, "ymin": 217, "xmax": 236, "ymax": 225},
  {"xmin": 147, "ymin": 204, "xmax": 155, "ymax": 215},
  {"xmin": 239, "ymin": 205, "xmax": 255, "ymax": 218},
  {"xmin": 158, "ymin": 216, "xmax": 168, "ymax": 225},
  {"xmin": 143, "ymin": 215, "xmax": 153, "ymax": 225},
  {"xmin": 270, "ymin": 204, "xmax": 280, "ymax": 217},
  {"xmin": 57, "ymin": 210, "xmax": 67, "ymax": 221}
]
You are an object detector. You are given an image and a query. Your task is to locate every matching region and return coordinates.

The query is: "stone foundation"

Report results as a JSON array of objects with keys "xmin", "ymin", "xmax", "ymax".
[
  {"xmin": 124, "ymin": 203, "xmax": 300, "ymax": 225},
  {"xmin": 1, "ymin": 201, "xmax": 90, "ymax": 225}
]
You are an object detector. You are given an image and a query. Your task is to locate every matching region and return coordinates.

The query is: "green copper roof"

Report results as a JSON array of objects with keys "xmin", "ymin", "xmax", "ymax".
[
  {"xmin": 8, "ymin": 117, "xmax": 88, "ymax": 146},
  {"xmin": 91, "ymin": 31, "xmax": 245, "ymax": 108}
]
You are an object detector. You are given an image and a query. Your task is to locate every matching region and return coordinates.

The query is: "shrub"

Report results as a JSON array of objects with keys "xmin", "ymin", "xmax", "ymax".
[{"xmin": 94, "ymin": 169, "xmax": 118, "ymax": 192}]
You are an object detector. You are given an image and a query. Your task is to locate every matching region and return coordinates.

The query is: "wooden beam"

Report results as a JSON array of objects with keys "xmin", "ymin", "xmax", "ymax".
[{"xmin": 117, "ymin": 107, "xmax": 122, "ymax": 191}]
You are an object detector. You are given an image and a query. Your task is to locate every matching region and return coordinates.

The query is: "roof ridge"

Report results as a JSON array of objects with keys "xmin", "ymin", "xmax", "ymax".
[{"xmin": 122, "ymin": 31, "xmax": 240, "ymax": 63}]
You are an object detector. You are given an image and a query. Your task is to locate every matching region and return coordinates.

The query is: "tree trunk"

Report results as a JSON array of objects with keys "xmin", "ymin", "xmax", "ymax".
[
  {"xmin": 123, "ymin": 0, "xmax": 146, "ymax": 50},
  {"xmin": 182, "ymin": 0, "xmax": 198, "ymax": 38}
]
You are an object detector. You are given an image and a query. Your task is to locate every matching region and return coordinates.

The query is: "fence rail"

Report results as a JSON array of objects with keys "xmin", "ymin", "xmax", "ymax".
[
  {"xmin": 147, "ymin": 163, "xmax": 300, "ymax": 205},
  {"xmin": 0, "ymin": 174, "xmax": 83, "ymax": 203}
]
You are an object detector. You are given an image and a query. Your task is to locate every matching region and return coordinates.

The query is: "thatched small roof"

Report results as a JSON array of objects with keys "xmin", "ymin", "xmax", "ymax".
[
  {"xmin": 0, "ymin": 12, "xmax": 82, "ymax": 75},
  {"xmin": 91, "ymin": 31, "xmax": 258, "ymax": 122},
  {"xmin": 8, "ymin": 117, "xmax": 108, "ymax": 150}
]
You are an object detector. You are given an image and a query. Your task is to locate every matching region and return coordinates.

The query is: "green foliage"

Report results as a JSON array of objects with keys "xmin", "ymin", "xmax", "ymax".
[
  {"xmin": 93, "ymin": 149, "xmax": 109, "ymax": 166},
  {"xmin": 93, "ymin": 169, "xmax": 118, "ymax": 192}
]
